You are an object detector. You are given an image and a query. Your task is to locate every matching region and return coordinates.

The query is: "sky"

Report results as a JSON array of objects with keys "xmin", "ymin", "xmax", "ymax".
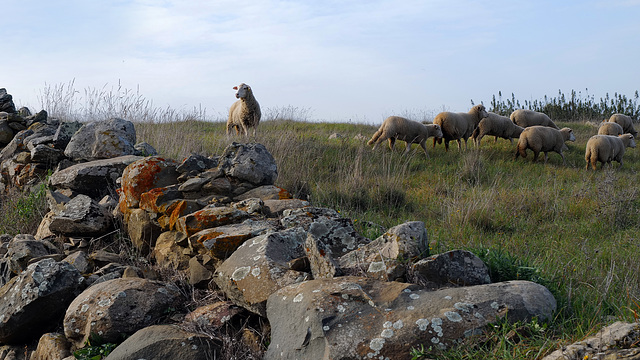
[{"xmin": 3, "ymin": 0, "xmax": 640, "ymax": 123}]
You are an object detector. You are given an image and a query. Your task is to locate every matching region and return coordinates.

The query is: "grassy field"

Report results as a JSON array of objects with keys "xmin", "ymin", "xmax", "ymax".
[{"xmin": 136, "ymin": 118, "xmax": 640, "ymax": 358}]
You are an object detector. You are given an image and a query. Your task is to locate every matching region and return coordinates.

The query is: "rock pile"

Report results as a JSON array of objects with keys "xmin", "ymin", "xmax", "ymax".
[{"xmin": 0, "ymin": 88, "xmax": 563, "ymax": 359}]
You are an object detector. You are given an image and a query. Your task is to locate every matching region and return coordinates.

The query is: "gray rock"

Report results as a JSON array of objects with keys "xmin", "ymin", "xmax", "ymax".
[
  {"xmin": 30, "ymin": 332, "xmax": 72, "ymax": 360},
  {"xmin": 5, "ymin": 234, "xmax": 60, "ymax": 276},
  {"xmin": 0, "ymin": 129, "xmax": 33, "ymax": 163},
  {"xmin": 264, "ymin": 199, "xmax": 310, "ymax": 217},
  {"xmin": 0, "ymin": 120, "xmax": 13, "ymax": 145},
  {"xmin": 52, "ymin": 121, "xmax": 82, "ymax": 149},
  {"xmin": 133, "ymin": 141, "xmax": 157, "ymax": 156},
  {"xmin": 62, "ymin": 251, "xmax": 92, "ymax": 274},
  {"xmin": 64, "ymin": 118, "xmax": 137, "ymax": 161},
  {"xmin": 280, "ymin": 206, "xmax": 342, "ymax": 230},
  {"xmin": 189, "ymin": 218, "xmax": 275, "ymax": 258},
  {"xmin": 0, "ymin": 88, "xmax": 16, "ymax": 113},
  {"xmin": 213, "ymin": 227, "xmax": 310, "ymax": 316},
  {"xmin": 235, "ymin": 185, "xmax": 292, "ymax": 201},
  {"xmin": 49, "ymin": 194, "xmax": 113, "ymax": 236},
  {"xmin": 0, "ymin": 259, "xmax": 85, "ymax": 343},
  {"xmin": 29, "ymin": 144, "xmax": 64, "ymax": 164},
  {"xmin": 103, "ymin": 325, "xmax": 221, "ymax": 360},
  {"xmin": 49, "ymin": 155, "xmax": 142, "ymax": 198},
  {"xmin": 217, "ymin": 142, "xmax": 277, "ymax": 186},
  {"xmin": 63, "ymin": 277, "xmax": 182, "ymax": 348},
  {"xmin": 411, "ymin": 250, "xmax": 491, "ymax": 289},
  {"xmin": 265, "ymin": 277, "xmax": 557, "ymax": 359},
  {"xmin": 176, "ymin": 153, "xmax": 218, "ymax": 173}
]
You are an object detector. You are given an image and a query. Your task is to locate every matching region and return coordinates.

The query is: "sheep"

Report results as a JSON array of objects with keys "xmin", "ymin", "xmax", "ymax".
[
  {"xmin": 432, "ymin": 104, "xmax": 488, "ymax": 151},
  {"xmin": 608, "ymin": 113, "xmax": 638, "ymax": 138},
  {"xmin": 584, "ymin": 134, "xmax": 636, "ymax": 170},
  {"xmin": 510, "ymin": 109, "xmax": 559, "ymax": 129},
  {"xmin": 227, "ymin": 83, "xmax": 261, "ymax": 137},
  {"xmin": 471, "ymin": 112, "xmax": 524, "ymax": 147},
  {"xmin": 368, "ymin": 116, "xmax": 443, "ymax": 157},
  {"xmin": 597, "ymin": 121, "xmax": 624, "ymax": 136},
  {"xmin": 514, "ymin": 126, "xmax": 576, "ymax": 165}
]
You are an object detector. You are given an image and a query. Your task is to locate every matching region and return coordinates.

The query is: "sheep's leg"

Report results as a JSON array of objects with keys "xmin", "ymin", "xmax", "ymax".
[
  {"xmin": 532, "ymin": 151, "xmax": 539, "ymax": 162},
  {"xmin": 419, "ymin": 140, "xmax": 429, "ymax": 158},
  {"xmin": 456, "ymin": 139, "xmax": 463, "ymax": 151},
  {"xmin": 388, "ymin": 138, "xmax": 396, "ymax": 151},
  {"xmin": 403, "ymin": 141, "xmax": 412, "ymax": 155},
  {"xmin": 444, "ymin": 140, "xmax": 450, "ymax": 152}
]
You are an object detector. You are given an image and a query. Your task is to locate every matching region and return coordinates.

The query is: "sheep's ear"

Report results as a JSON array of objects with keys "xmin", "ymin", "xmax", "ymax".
[{"xmin": 233, "ymin": 86, "xmax": 238, "ymax": 90}]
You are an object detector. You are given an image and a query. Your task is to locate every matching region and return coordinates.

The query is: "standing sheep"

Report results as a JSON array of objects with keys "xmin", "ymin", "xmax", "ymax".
[
  {"xmin": 510, "ymin": 109, "xmax": 559, "ymax": 129},
  {"xmin": 597, "ymin": 121, "xmax": 624, "ymax": 136},
  {"xmin": 585, "ymin": 134, "xmax": 636, "ymax": 170},
  {"xmin": 227, "ymin": 83, "xmax": 261, "ymax": 137},
  {"xmin": 514, "ymin": 126, "xmax": 576, "ymax": 165},
  {"xmin": 433, "ymin": 104, "xmax": 488, "ymax": 151},
  {"xmin": 471, "ymin": 112, "xmax": 524, "ymax": 147},
  {"xmin": 608, "ymin": 114, "xmax": 638, "ymax": 138},
  {"xmin": 368, "ymin": 116, "xmax": 443, "ymax": 157}
]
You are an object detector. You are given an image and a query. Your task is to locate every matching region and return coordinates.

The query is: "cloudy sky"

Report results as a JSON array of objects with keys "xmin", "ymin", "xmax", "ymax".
[{"xmin": 4, "ymin": 0, "xmax": 640, "ymax": 123}]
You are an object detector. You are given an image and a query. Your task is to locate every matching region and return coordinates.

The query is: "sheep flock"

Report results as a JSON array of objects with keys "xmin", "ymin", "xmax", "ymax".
[{"xmin": 366, "ymin": 108, "xmax": 638, "ymax": 170}]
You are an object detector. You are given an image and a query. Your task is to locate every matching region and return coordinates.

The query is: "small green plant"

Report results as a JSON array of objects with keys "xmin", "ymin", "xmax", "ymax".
[{"xmin": 73, "ymin": 334, "xmax": 117, "ymax": 360}]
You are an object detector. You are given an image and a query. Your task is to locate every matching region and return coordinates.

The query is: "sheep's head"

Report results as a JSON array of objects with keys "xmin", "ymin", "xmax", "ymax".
[
  {"xmin": 471, "ymin": 104, "xmax": 488, "ymax": 119},
  {"xmin": 429, "ymin": 124, "xmax": 444, "ymax": 138},
  {"xmin": 560, "ymin": 128, "xmax": 576, "ymax": 142},
  {"xmin": 621, "ymin": 134, "xmax": 636, "ymax": 148},
  {"xmin": 233, "ymin": 83, "xmax": 252, "ymax": 99}
]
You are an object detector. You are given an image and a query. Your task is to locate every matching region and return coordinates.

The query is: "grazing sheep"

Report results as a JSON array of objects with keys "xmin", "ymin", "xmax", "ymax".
[
  {"xmin": 433, "ymin": 104, "xmax": 488, "ymax": 151},
  {"xmin": 585, "ymin": 134, "xmax": 636, "ymax": 170},
  {"xmin": 471, "ymin": 112, "xmax": 524, "ymax": 147},
  {"xmin": 368, "ymin": 116, "xmax": 443, "ymax": 157},
  {"xmin": 597, "ymin": 121, "xmax": 624, "ymax": 136},
  {"xmin": 608, "ymin": 113, "xmax": 638, "ymax": 138},
  {"xmin": 510, "ymin": 109, "xmax": 559, "ymax": 129},
  {"xmin": 227, "ymin": 83, "xmax": 261, "ymax": 137},
  {"xmin": 514, "ymin": 126, "xmax": 576, "ymax": 164}
]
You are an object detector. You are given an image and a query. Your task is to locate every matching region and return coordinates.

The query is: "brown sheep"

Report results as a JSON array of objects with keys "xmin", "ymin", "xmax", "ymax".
[
  {"xmin": 510, "ymin": 109, "xmax": 559, "ymax": 129},
  {"xmin": 227, "ymin": 83, "xmax": 261, "ymax": 137},
  {"xmin": 471, "ymin": 112, "xmax": 524, "ymax": 147},
  {"xmin": 585, "ymin": 134, "xmax": 636, "ymax": 170},
  {"xmin": 514, "ymin": 126, "xmax": 576, "ymax": 165},
  {"xmin": 433, "ymin": 104, "xmax": 488, "ymax": 151},
  {"xmin": 368, "ymin": 116, "xmax": 443, "ymax": 157},
  {"xmin": 608, "ymin": 114, "xmax": 638, "ymax": 138},
  {"xmin": 597, "ymin": 122, "xmax": 624, "ymax": 136}
]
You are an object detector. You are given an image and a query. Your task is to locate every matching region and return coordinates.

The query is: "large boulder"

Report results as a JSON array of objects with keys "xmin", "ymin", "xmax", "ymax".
[
  {"xmin": 64, "ymin": 118, "xmax": 138, "ymax": 161},
  {"xmin": 411, "ymin": 250, "xmax": 491, "ymax": 289},
  {"xmin": 119, "ymin": 156, "xmax": 180, "ymax": 209},
  {"xmin": 265, "ymin": 277, "xmax": 557, "ymax": 360},
  {"xmin": 30, "ymin": 332, "xmax": 72, "ymax": 360},
  {"xmin": 213, "ymin": 227, "xmax": 310, "ymax": 316},
  {"xmin": 217, "ymin": 142, "xmax": 278, "ymax": 186},
  {"xmin": 0, "ymin": 89, "xmax": 16, "ymax": 113},
  {"xmin": 48, "ymin": 194, "xmax": 113, "ymax": 236},
  {"xmin": 3, "ymin": 234, "xmax": 60, "ymax": 279},
  {"xmin": 0, "ymin": 259, "xmax": 85, "ymax": 344},
  {"xmin": 63, "ymin": 277, "xmax": 182, "ymax": 348},
  {"xmin": 103, "ymin": 325, "xmax": 221, "ymax": 360},
  {"xmin": 48, "ymin": 155, "xmax": 143, "ymax": 198}
]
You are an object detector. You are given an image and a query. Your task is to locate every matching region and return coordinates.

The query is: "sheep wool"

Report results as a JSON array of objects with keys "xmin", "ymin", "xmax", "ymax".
[
  {"xmin": 368, "ymin": 116, "xmax": 443, "ymax": 157},
  {"xmin": 585, "ymin": 134, "xmax": 636, "ymax": 170},
  {"xmin": 510, "ymin": 109, "xmax": 559, "ymax": 129},
  {"xmin": 514, "ymin": 126, "xmax": 576, "ymax": 165},
  {"xmin": 227, "ymin": 83, "xmax": 261, "ymax": 137},
  {"xmin": 433, "ymin": 104, "xmax": 488, "ymax": 151},
  {"xmin": 597, "ymin": 121, "xmax": 624, "ymax": 136},
  {"xmin": 608, "ymin": 114, "xmax": 638, "ymax": 138},
  {"xmin": 471, "ymin": 112, "xmax": 524, "ymax": 147}
]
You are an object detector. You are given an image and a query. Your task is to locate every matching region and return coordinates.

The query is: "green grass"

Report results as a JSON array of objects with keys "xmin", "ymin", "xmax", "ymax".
[{"xmin": 135, "ymin": 117, "xmax": 640, "ymax": 358}]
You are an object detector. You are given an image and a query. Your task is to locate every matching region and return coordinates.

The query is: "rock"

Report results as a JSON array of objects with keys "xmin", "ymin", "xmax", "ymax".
[
  {"xmin": 64, "ymin": 118, "xmax": 138, "ymax": 161},
  {"xmin": 62, "ymin": 251, "xmax": 92, "ymax": 274},
  {"xmin": 217, "ymin": 142, "xmax": 278, "ymax": 186},
  {"xmin": 139, "ymin": 186, "xmax": 183, "ymax": 213},
  {"xmin": 0, "ymin": 259, "xmax": 85, "ymax": 344},
  {"xmin": 30, "ymin": 332, "xmax": 72, "ymax": 360},
  {"xmin": 337, "ymin": 221, "xmax": 429, "ymax": 280},
  {"xmin": 189, "ymin": 219, "xmax": 275, "ymax": 258},
  {"xmin": 411, "ymin": 250, "xmax": 491, "ymax": 289},
  {"xmin": 52, "ymin": 121, "xmax": 82, "ymax": 149},
  {"xmin": 542, "ymin": 321, "xmax": 640, "ymax": 360},
  {"xmin": 4, "ymin": 234, "xmax": 60, "ymax": 276},
  {"xmin": 235, "ymin": 185, "xmax": 292, "ymax": 201},
  {"xmin": 134, "ymin": 141, "xmax": 157, "ymax": 156},
  {"xmin": 263, "ymin": 199, "xmax": 310, "ymax": 216},
  {"xmin": 304, "ymin": 217, "xmax": 370, "ymax": 279},
  {"xmin": 176, "ymin": 153, "xmax": 218, "ymax": 173},
  {"xmin": 124, "ymin": 208, "xmax": 162, "ymax": 252},
  {"xmin": 63, "ymin": 277, "xmax": 182, "ymax": 348},
  {"xmin": 29, "ymin": 144, "xmax": 64, "ymax": 165},
  {"xmin": 183, "ymin": 301, "xmax": 244, "ymax": 329},
  {"xmin": 48, "ymin": 194, "xmax": 113, "ymax": 236},
  {"xmin": 265, "ymin": 277, "xmax": 557, "ymax": 359},
  {"xmin": 0, "ymin": 129, "xmax": 33, "ymax": 163},
  {"xmin": 0, "ymin": 89, "xmax": 16, "ymax": 113},
  {"xmin": 119, "ymin": 156, "xmax": 180, "ymax": 209},
  {"xmin": 230, "ymin": 198, "xmax": 265, "ymax": 215},
  {"xmin": 0, "ymin": 345, "xmax": 27, "ymax": 360},
  {"xmin": 214, "ymin": 227, "xmax": 310, "ymax": 316},
  {"xmin": 151, "ymin": 231, "xmax": 191, "ymax": 270},
  {"xmin": 280, "ymin": 207, "xmax": 342, "ymax": 230},
  {"xmin": 188, "ymin": 256, "xmax": 213, "ymax": 286},
  {"xmin": 102, "ymin": 325, "xmax": 221, "ymax": 360},
  {"xmin": 0, "ymin": 120, "xmax": 13, "ymax": 145},
  {"xmin": 175, "ymin": 206, "xmax": 249, "ymax": 237},
  {"xmin": 48, "ymin": 155, "xmax": 143, "ymax": 199}
]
